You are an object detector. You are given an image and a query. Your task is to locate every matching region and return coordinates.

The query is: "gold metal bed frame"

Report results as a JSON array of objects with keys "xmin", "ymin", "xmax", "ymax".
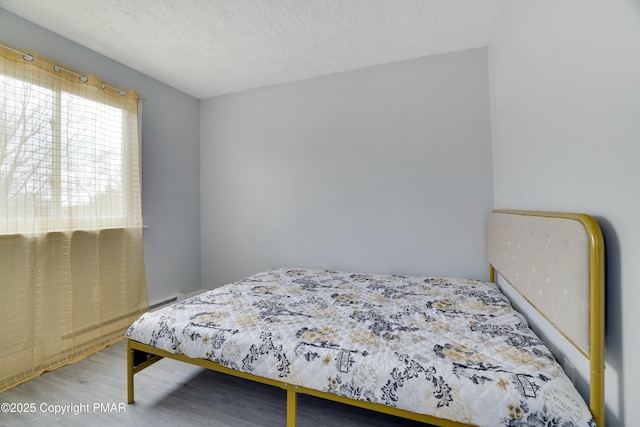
[{"xmin": 127, "ymin": 210, "xmax": 605, "ymax": 426}]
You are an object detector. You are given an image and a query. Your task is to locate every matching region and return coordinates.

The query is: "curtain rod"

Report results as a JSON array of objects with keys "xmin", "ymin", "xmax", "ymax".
[
  {"xmin": 0, "ymin": 42, "xmax": 34, "ymax": 62},
  {"xmin": 54, "ymin": 64, "xmax": 89, "ymax": 83},
  {"xmin": 101, "ymin": 82, "xmax": 127, "ymax": 97},
  {"xmin": 1, "ymin": 41, "xmax": 135, "ymax": 98}
]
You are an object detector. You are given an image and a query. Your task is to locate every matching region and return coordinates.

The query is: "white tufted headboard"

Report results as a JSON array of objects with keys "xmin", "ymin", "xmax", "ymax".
[{"xmin": 488, "ymin": 210, "xmax": 605, "ymax": 427}]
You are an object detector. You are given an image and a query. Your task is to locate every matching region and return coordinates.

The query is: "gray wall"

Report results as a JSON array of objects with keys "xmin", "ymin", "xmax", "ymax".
[
  {"xmin": 200, "ymin": 48, "xmax": 494, "ymax": 287},
  {"xmin": 489, "ymin": 1, "xmax": 640, "ymax": 425},
  {"xmin": 0, "ymin": 9, "xmax": 202, "ymax": 305}
]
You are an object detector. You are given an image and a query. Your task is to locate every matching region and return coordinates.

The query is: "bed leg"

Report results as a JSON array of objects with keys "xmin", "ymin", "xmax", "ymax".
[
  {"xmin": 286, "ymin": 388, "xmax": 297, "ymax": 427},
  {"xmin": 127, "ymin": 339, "xmax": 134, "ymax": 404}
]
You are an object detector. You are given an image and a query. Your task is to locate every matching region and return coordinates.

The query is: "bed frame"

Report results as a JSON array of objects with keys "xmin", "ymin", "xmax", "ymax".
[{"xmin": 126, "ymin": 210, "xmax": 605, "ymax": 426}]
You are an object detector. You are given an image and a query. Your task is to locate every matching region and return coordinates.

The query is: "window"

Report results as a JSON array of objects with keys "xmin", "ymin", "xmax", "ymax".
[{"xmin": 0, "ymin": 57, "xmax": 141, "ymax": 233}]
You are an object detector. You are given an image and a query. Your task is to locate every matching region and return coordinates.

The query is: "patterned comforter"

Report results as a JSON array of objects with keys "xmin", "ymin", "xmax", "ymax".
[{"xmin": 125, "ymin": 268, "xmax": 594, "ymax": 427}]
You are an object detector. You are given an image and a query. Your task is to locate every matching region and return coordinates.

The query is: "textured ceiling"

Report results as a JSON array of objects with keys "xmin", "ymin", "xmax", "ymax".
[{"xmin": 0, "ymin": 0, "xmax": 504, "ymax": 99}]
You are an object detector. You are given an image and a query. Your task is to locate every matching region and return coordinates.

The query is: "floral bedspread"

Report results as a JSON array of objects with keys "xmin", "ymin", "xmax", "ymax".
[{"xmin": 125, "ymin": 268, "xmax": 594, "ymax": 427}]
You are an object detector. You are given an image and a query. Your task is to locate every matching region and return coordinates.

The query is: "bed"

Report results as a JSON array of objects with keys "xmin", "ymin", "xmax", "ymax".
[{"xmin": 125, "ymin": 210, "xmax": 605, "ymax": 427}]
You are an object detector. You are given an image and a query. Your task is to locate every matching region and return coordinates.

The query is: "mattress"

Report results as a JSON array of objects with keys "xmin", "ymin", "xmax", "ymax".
[{"xmin": 125, "ymin": 268, "xmax": 594, "ymax": 427}]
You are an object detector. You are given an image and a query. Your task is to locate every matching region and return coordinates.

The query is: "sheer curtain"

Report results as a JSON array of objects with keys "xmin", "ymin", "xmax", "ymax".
[{"xmin": 0, "ymin": 42, "xmax": 148, "ymax": 392}]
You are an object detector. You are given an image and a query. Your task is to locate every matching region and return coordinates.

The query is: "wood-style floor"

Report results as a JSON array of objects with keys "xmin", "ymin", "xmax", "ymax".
[{"xmin": 0, "ymin": 340, "xmax": 430, "ymax": 426}]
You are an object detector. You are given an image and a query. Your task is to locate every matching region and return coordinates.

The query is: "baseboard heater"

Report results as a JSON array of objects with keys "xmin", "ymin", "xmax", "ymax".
[
  {"xmin": 149, "ymin": 289, "xmax": 206, "ymax": 311},
  {"xmin": 149, "ymin": 295, "xmax": 183, "ymax": 311}
]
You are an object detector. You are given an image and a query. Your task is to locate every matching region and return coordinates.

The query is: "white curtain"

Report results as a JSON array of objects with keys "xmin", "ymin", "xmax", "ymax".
[{"xmin": 0, "ymin": 43, "xmax": 148, "ymax": 392}]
